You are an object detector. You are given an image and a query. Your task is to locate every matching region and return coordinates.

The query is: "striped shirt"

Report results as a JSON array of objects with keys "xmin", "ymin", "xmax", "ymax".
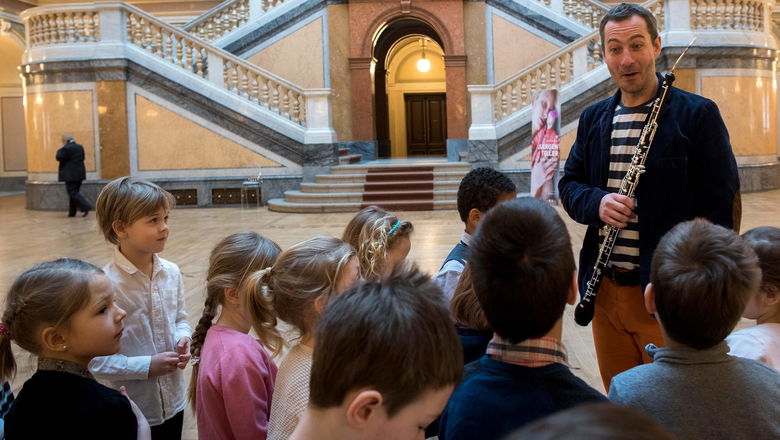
[
  {"xmin": 601, "ymin": 103, "xmax": 651, "ymax": 270},
  {"xmin": 486, "ymin": 335, "xmax": 568, "ymax": 368}
]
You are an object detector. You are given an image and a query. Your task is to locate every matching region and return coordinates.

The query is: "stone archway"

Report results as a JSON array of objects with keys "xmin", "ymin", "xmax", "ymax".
[{"xmin": 348, "ymin": 1, "xmax": 467, "ymax": 159}]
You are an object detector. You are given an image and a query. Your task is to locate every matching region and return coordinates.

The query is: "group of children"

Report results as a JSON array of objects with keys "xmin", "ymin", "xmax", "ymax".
[{"xmin": 0, "ymin": 168, "xmax": 779, "ymax": 440}]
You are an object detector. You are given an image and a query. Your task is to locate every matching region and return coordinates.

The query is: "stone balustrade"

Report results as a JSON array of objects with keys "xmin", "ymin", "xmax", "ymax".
[
  {"xmin": 20, "ymin": 2, "xmax": 335, "ymax": 141},
  {"xmin": 183, "ymin": 0, "xmax": 290, "ymax": 42},
  {"xmin": 690, "ymin": 0, "xmax": 764, "ymax": 30},
  {"xmin": 26, "ymin": 9, "xmax": 100, "ymax": 46}
]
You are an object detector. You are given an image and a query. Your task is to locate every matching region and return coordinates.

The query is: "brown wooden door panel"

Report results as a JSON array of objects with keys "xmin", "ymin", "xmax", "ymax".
[{"xmin": 405, "ymin": 93, "xmax": 447, "ymax": 156}]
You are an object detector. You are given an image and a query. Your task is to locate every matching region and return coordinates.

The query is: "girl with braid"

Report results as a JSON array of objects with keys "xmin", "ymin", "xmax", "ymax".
[
  {"xmin": 190, "ymin": 232, "xmax": 282, "ymax": 440},
  {"xmin": 342, "ymin": 206, "xmax": 414, "ymax": 281}
]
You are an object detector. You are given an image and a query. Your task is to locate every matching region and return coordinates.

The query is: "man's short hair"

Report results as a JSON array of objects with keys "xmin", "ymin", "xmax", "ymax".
[
  {"xmin": 457, "ymin": 167, "xmax": 516, "ymax": 223},
  {"xmin": 599, "ymin": 3, "xmax": 659, "ymax": 44},
  {"xmin": 469, "ymin": 197, "xmax": 575, "ymax": 343},
  {"xmin": 309, "ymin": 262, "xmax": 462, "ymax": 416},
  {"xmin": 95, "ymin": 176, "xmax": 176, "ymax": 244},
  {"xmin": 61, "ymin": 134, "xmax": 74, "ymax": 143},
  {"xmin": 651, "ymin": 219, "xmax": 760, "ymax": 349}
]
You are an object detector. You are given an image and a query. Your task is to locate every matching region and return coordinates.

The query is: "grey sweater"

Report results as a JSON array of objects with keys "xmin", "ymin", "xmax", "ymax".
[{"xmin": 609, "ymin": 342, "xmax": 780, "ymax": 440}]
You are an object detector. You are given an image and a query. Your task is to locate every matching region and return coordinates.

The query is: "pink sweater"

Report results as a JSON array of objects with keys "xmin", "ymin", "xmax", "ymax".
[{"xmin": 196, "ymin": 325, "xmax": 278, "ymax": 440}]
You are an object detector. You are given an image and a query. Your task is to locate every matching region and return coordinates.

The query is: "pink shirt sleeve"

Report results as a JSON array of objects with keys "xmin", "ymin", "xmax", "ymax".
[{"xmin": 223, "ymin": 345, "xmax": 277, "ymax": 440}]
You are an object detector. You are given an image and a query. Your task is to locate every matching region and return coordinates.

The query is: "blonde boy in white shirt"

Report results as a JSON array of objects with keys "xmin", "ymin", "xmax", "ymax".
[{"xmin": 90, "ymin": 177, "xmax": 192, "ymax": 438}]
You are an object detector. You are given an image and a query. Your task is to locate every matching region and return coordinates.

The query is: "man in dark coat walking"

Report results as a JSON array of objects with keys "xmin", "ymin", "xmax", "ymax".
[{"xmin": 56, "ymin": 134, "xmax": 92, "ymax": 217}]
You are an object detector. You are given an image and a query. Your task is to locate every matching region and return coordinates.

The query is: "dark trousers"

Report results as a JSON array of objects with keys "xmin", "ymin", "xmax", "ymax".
[
  {"xmin": 150, "ymin": 410, "xmax": 184, "ymax": 440},
  {"xmin": 65, "ymin": 180, "xmax": 91, "ymax": 216}
]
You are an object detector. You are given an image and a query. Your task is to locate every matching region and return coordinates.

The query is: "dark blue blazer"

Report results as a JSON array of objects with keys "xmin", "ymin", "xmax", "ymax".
[{"xmin": 559, "ymin": 74, "xmax": 739, "ymax": 294}]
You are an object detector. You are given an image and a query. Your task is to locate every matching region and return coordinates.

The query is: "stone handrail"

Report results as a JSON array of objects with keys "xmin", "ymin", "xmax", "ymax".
[
  {"xmin": 183, "ymin": 0, "xmax": 289, "ymax": 41},
  {"xmin": 20, "ymin": 2, "xmax": 327, "ymax": 135},
  {"xmin": 690, "ymin": 0, "xmax": 765, "ymax": 31}
]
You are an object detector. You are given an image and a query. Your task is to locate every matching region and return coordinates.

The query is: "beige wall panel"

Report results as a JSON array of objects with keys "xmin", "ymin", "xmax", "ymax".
[
  {"xmin": 328, "ymin": 4, "xmax": 352, "ymax": 141},
  {"xmin": 0, "ymin": 38, "xmax": 23, "ymax": 86},
  {"xmin": 492, "ymin": 15, "xmax": 558, "ymax": 84},
  {"xmin": 25, "ymin": 90, "xmax": 96, "ymax": 173},
  {"xmin": 135, "ymin": 95, "xmax": 280, "ymax": 170},
  {"xmin": 1, "ymin": 96, "xmax": 27, "ymax": 171},
  {"xmin": 701, "ymin": 76, "xmax": 776, "ymax": 157},
  {"xmin": 245, "ymin": 19, "xmax": 324, "ymax": 89},
  {"xmin": 97, "ymin": 81, "xmax": 130, "ymax": 179},
  {"xmin": 464, "ymin": 2, "xmax": 487, "ymax": 85},
  {"xmin": 559, "ymin": 123, "xmax": 576, "ymax": 160},
  {"xmin": 673, "ymin": 68, "xmax": 696, "ymax": 94}
]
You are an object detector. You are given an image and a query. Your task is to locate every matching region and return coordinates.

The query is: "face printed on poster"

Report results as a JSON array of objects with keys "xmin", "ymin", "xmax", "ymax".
[{"xmin": 529, "ymin": 89, "xmax": 561, "ymax": 205}]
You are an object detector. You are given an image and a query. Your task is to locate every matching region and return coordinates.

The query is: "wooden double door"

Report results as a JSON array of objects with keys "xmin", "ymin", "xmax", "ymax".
[{"xmin": 405, "ymin": 93, "xmax": 447, "ymax": 156}]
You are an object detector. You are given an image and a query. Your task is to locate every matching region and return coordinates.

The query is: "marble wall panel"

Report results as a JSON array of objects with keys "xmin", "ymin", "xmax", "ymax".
[
  {"xmin": 328, "ymin": 4, "xmax": 352, "ymax": 141},
  {"xmin": 25, "ymin": 89, "xmax": 96, "ymax": 173},
  {"xmin": 463, "ymin": 1, "xmax": 487, "ymax": 85},
  {"xmin": 245, "ymin": 18, "xmax": 325, "ymax": 89},
  {"xmin": 492, "ymin": 14, "xmax": 559, "ymax": 84},
  {"xmin": 135, "ymin": 95, "xmax": 281, "ymax": 170},
  {"xmin": 701, "ymin": 75, "xmax": 776, "ymax": 157},
  {"xmin": 97, "ymin": 81, "xmax": 130, "ymax": 179},
  {"xmin": 1, "ymin": 96, "xmax": 27, "ymax": 172}
]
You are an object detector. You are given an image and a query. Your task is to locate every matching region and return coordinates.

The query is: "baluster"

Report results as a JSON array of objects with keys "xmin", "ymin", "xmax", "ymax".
[
  {"xmin": 281, "ymin": 89, "xmax": 291, "ymax": 119},
  {"xmin": 29, "ymin": 17, "xmax": 38, "ymax": 46},
  {"xmin": 153, "ymin": 28, "xmax": 162, "ymax": 58},
  {"xmin": 499, "ymin": 89, "xmax": 508, "ymax": 121},
  {"xmin": 250, "ymin": 75, "xmax": 259, "ymax": 102},
  {"xmin": 72, "ymin": 13, "xmax": 83, "ymax": 42},
  {"xmin": 271, "ymin": 84, "xmax": 280, "ymax": 114},
  {"xmin": 91, "ymin": 12, "xmax": 100, "ymax": 40},
  {"xmin": 737, "ymin": 0, "xmax": 746, "ymax": 29},
  {"xmin": 195, "ymin": 48, "xmax": 205, "ymax": 76},
  {"xmin": 260, "ymin": 79, "xmax": 269, "ymax": 107},
  {"xmin": 550, "ymin": 58, "xmax": 559, "ymax": 88},
  {"xmin": 290, "ymin": 92, "xmax": 300, "ymax": 123},
  {"xmin": 142, "ymin": 19, "xmax": 152, "ymax": 49},
  {"xmin": 716, "ymin": 0, "xmax": 725, "ymax": 28},
  {"xmin": 47, "ymin": 14, "xmax": 56, "ymax": 43},
  {"xmin": 175, "ymin": 37, "xmax": 185, "ymax": 67},
  {"xmin": 298, "ymin": 95, "xmax": 307, "ymax": 125},
  {"xmin": 509, "ymin": 82, "xmax": 518, "ymax": 114},
  {"xmin": 62, "ymin": 12, "xmax": 73, "ymax": 43},
  {"xmin": 55, "ymin": 13, "xmax": 65, "ymax": 43},
  {"xmin": 724, "ymin": 0, "xmax": 733, "ymax": 29},
  {"xmin": 707, "ymin": 0, "xmax": 716, "ymax": 28},
  {"xmin": 262, "ymin": 0, "xmax": 270, "ymax": 12}
]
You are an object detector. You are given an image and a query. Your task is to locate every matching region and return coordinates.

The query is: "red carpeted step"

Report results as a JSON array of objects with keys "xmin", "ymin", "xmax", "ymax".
[
  {"xmin": 363, "ymin": 190, "xmax": 433, "ymax": 202},
  {"xmin": 360, "ymin": 200, "xmax": 435, "ymax": 211},
  {"xmin": 364, "ymin": 170, "xmax": 434, "ymax": 182},
  {"xmin": 364, "ymin": 180, "xmax": 434, "ymax": 192}
]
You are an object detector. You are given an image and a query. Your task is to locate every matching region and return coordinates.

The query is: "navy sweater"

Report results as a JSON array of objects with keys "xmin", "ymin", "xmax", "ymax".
[{"xmin": 438, "ymin": 355, "xmax": 606, "ymax": 440}]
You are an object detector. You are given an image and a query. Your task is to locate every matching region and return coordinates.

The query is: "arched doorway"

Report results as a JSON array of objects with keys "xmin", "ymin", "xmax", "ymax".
[{"xmin": 372, "ymin": 19, "xmax": 446, "ymax": 158}]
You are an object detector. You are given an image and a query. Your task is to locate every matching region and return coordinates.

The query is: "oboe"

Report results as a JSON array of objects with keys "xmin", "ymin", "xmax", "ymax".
[{"xmin": 573, "ymin": 41, "xmax": 695, "ymax": 327}]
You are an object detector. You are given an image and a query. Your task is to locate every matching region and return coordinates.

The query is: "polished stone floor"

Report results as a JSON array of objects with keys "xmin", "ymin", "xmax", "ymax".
[{"xmin": 2, "ymin": 189, "xmax": 779, "ymax": 438}]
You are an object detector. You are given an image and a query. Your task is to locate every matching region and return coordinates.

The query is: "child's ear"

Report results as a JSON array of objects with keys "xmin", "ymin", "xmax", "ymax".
[
  {"xmin": 41, "ymin": 326, "xmax": 68, "ymax": 352},
  {"xmin": 567, "ymin": 270, "xmax": 578, "ymax": 305},
  {"xmin": 112, "ymin": 220, "xmax": 127, "ymax": 239},
  {"xmin": 764, "ymin": 287, "xmax": 780, "ymax": 306},
  {"xmin": 467, "ymin": 208, "xmax": 481, "ymax": 228},
  {"xmin": 314, "ymin": 295, "xmax": 327, "ymax": 315},
  {"xmin": 224, "ymin": 287, "xmax": 240, "ymax": 306},
  {"xmin": 345, "ymin": 390, "xmax": 384, "ymax": 427},
  {"xmin": 644, "ymin": 283, "xmax": 657, "ymax": 315}
]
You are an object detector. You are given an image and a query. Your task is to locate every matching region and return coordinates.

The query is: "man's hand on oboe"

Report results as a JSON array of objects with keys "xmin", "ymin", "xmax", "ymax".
[{"xmin": 600, "ymin": 193, "xmax": 636, "ymax": 228}]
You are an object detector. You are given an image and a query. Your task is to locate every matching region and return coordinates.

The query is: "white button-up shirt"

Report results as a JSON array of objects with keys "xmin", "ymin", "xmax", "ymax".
[
  {"xmin": 89, "ymin": 248, "xmax": 192, "ymax": 426},
  {"xmin": 434, "ymin": 231, "xmax": 472, "ymax": 301}
]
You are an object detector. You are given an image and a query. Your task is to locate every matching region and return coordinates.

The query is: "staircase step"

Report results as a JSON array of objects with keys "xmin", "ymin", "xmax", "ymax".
[
  {"xmin": 300, "ymin": 180, "xmax": 461, "ymax": 193},
  {"xmin": 338, "ymin": 154, "xmax": 362, "ymax": 164},
  {"xmin": 329, "ymin": 162, "xmax": 470, "ymax": 175},
  {"xmin": 285, "ymin": 189, "xmax": 457, "ymax": 203},
  {"xmin": 267, "ymin": 198, "xmax": 455, "ymax": 213},
  {"xmin": 364, "ymin": 180, "xmax": 433, "ymax": 192},
  {"xmin": 315, "ymin": 171, "xmax": 465, "ymax": 184},
  {"xmin": 365, "ymin": 170, "xmax": 433, "ymax": 182}
]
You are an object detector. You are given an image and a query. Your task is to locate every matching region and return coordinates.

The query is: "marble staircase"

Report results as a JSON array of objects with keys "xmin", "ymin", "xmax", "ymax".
[{"xmin": 268, "ymin": 160, "xmax": 470, "ymax": 213}]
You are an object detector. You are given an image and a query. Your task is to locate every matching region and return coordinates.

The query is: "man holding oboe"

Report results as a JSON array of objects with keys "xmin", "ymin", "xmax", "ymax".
[{"xmin": 559, "ymin": 3, "xmax": 739, "ymax": 390}]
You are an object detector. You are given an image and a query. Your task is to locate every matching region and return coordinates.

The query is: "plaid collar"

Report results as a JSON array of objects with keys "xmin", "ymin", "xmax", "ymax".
[{"xmin": 486, "ymin": 334, "xmax": 569, "ymax": 368}]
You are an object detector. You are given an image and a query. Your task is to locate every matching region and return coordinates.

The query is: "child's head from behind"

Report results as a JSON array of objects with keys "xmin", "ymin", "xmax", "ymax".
[
  {"xmin": 96, "ymin": 176, "xmax": 176, "ymax": 252},
  {"xmin": 650, "ymin": 219, "xmax": 760, "ymax": 349},
  {"xmin": 741, "ymin": 226, "xmax": 780, "ymax": 323},
  {"xmin": 189, "ymin": 231, "xmax": 282, "ymax": 407},
  {"xmin": 1, "ymin": 259, "xmax": 126, "ymax": 378},
  {"xmin": 309, "ymin": 263, "xmax": 462, "ymax": 439},
  {"xmin": 457, "ymin": 168, "xmax": 516, "ymax": 233},
  {"xmin": 450, "ymin": 264, "xmax": 490, "ymax": 331},
  {"xmin": 268, "ymin": 236, "xmax": 358, "ymax": 338},
  {"xmin": 470, "ymin": 197, "xmax": 575, "ymax": 343},
  {"xmin": 342, "ymin": 206, "xmax": 413, "ymax": 281}
]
